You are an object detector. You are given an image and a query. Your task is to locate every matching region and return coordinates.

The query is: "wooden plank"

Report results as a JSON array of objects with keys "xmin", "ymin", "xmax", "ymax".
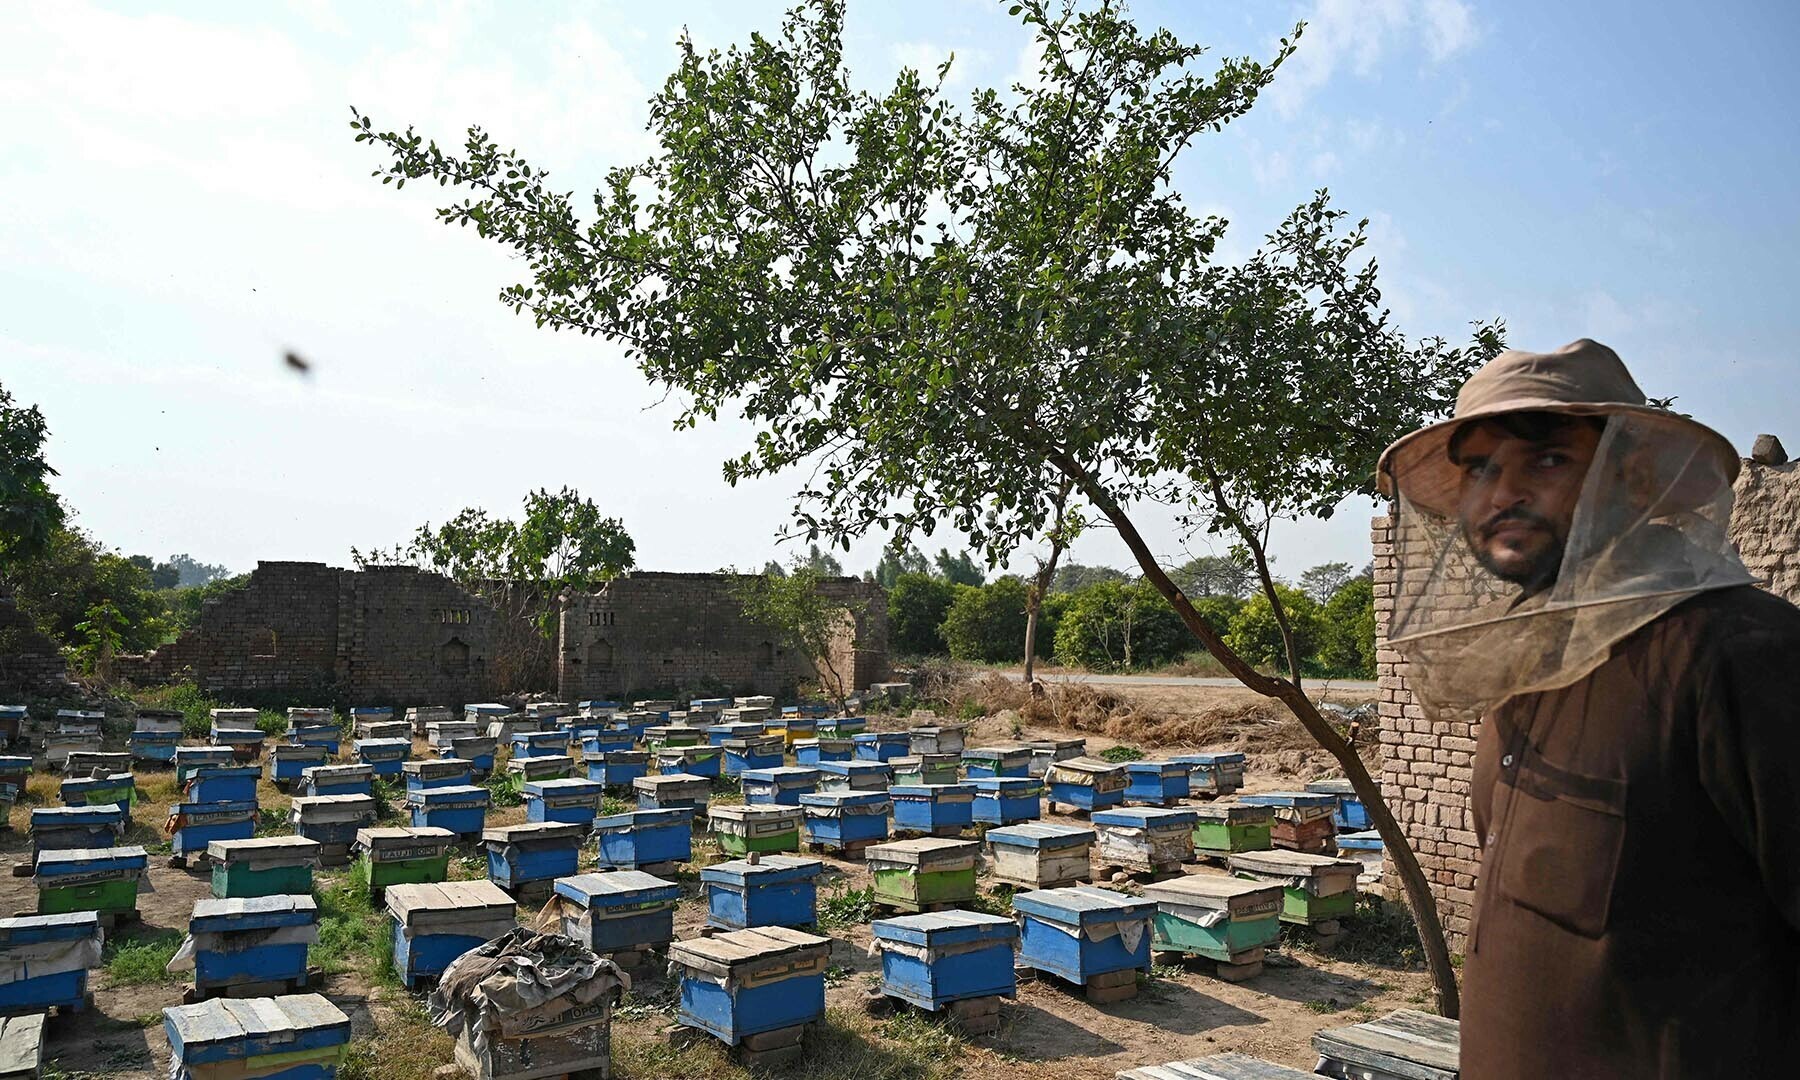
[{"xmin": 0, "ymin": 1014, "xmax": 45, "ymax": 1078}]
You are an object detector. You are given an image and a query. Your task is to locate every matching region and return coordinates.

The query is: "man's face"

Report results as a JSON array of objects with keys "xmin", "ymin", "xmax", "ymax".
[{"xmin": 1455, "ymin": 419, "xmax": 1603, "ymax": 589}]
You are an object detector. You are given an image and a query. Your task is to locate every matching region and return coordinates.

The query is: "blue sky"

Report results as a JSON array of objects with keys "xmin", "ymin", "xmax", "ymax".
[{"xmin": 5, "ymin": 0, "xmax": 1797, "ymax": 582}]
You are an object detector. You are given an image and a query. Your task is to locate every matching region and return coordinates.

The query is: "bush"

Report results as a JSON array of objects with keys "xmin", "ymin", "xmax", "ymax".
[
  {"xmin": 1225, "ymin": 584, "xmax": 1322, "ymax": 673},
  {"xmin": 1052, "ymin": 580, "xmax": 1186, "ymax": 671},
  {"xmin": 887, "ymin": 573, "xmax": 956, "ymax": 656},
  {"xmin": 939, "ymin": 577, "xmax": 1029, "ymax": 664},
  {"xmin": 1316, "ymin": 576, "xmax": 1376, "ymax": 677}
]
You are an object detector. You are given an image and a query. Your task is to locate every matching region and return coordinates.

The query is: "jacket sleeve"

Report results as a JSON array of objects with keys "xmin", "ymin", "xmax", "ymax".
[{"xmin": 1693, "ymin": 606, "xmax": 1800, "ymax": 933}]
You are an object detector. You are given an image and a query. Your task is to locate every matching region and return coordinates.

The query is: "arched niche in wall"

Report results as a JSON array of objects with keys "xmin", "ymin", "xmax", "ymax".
[
  {"xmin": 588, "ymin": 638, "xmax": 614, "ymax": 670},
  {"xmin": 440, "ymin": 636, "xmax": 471, "ymax": 675}
]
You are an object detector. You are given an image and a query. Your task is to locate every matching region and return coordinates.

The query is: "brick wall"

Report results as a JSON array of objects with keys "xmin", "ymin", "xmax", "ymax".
[
  {"xmin": 1372, "ymin": 452, "xmax": 1800, "ymax": 949},
  {"xmin": 0, "ymin": 587, "xmax": 77, "ymax": 695}
]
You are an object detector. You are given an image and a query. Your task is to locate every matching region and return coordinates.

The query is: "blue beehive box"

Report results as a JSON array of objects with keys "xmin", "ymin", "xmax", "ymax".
[
  {"xmin": 702, "ymin": 856, "xmax": 822, "ymax": 930},
  {"xmin": 595, "ymin": 807, "xmax": 692, "ymax": 870},
  {"xmin": 872, "ymin": 910, "xmax": 1018, "ymax": 1011},
  {"xmin": 354, "ymin": 738, "xmax": 410, "ymax": 778},
  {"xmin": 798, "ymin": 791, "xmax": 890, "ymax": 851},
  {"xmin": 741, "ymin": 767, "xmax": 820, "ymax": 806},
  {"xmin": 269, "ymin": 743, "xmax": 328, "ymax": 788},
  {"xmin": 890, "ymin": 784, "xmax": 974, "ymax": 836},
  {"xmin": 523, "ymin": 777, "xmax": 604, "ymax": 826},
  {"xmin": 1093, "ymin": 806, "xmax": 1198, "ymax": 873},
  {"xmin": 1013, "ymin": 885, "xmax": 1155, "ymax": 985},
  {"xmin": 669, "ymin": 927, "xmax": 831, "ymax": 1046},
  {"xmin": 165, "ymin": 993, "xmax": 352, "ymax": 1080},
  {"xmin": 852, "ymin": 732, "xmax": 910, "ymax": 763},
  {"xmin": 1173, "ymin": 751, "xmax": 1246, "ymax": 797},
  {"xmin": 404, "ymin": 758, "xmax": 473, "ymax": 792},
  {"xmin": 1125, "ymin": 761, "xmax": 1192, "ymax": 807},
  {"xmin": 300, "ymin": 764, "xmax": 375, "ymax": 799},
  {"xmin": 28, "ymin": 805, "xmax": 124, "ymax": 860},
  {"xmin": 721, "ymin": 736, "xmax": 784, "ymax": 777},
  {"xmin": 1305, "ymin": 778, "xmax": 1373, "ymax": 831},
  {"xmin": 634, "ymin": 773, "xmax": 711, "ymax": 815},
  {"xmin": 185, "ymin": 766, "xmax": 259, "ymax": 805},
  {"xmin": 174, "ymin": 746, "xmax": 238, "ymax": 784},
  {"xmin": 183, "ymin": 895, "xmax": 316, "ymax": 996},
  {"xmin": 289, "ymin": 794, "xmax": 377, "ymax": 850},
  {"xmin": 0, "ymin": 911, "xmax": 102, "ymax": 1014},
  {"xmin": 406, "ymin": 784, "xmax": 489, "ymax": 839},
  {"xmin": 289, "ymin": 726, "xmax": 340, "ymax": 755},
  {"xmin": 655, "ymin": 744, "xmax": 723, "ymax": 780},
  {"xmin": 481, "ymin": 821, "xmax": 585, "ymax": 890},
  {"xmin": 708, "ymin": 722, "xmax": 764, "ymax": 746},
  {"xmin": 794, "ymin": 738, "xmax": 854, "ymax": 765},
  {"xmin": 587, "ymin": 750, "xmax": 648, "ymax": 790},
  {"xmin": 170, "ymin": 800, "xmax": 257, "ymax": 856},
  {"xmin": 961, "ymin": 746, "xmax": 1032, "ymax": 779},
  {"xmin": 447, "ymin": 736, "xmax": 498, "ymax": 778},
  {"xmin": 816, "ymin": 760, "xmax": 892, "ymax": 793},
  {"xmin": 551, "ymin": 871, "xmax": 680, "ymax": 957},
  {"xmin": 384, "ymin": 880, "xmax": 518, "ymax": 989},
  {"xmin": 970, "ymin": 777, "xmax": 1044, "ymax": 826},
  {"xmin": 465, "ymin": 702, "xmax": 510, "ymax": 721},
  {"xmin": 129, "ymin": 729, "xmax": 180, "ymax": 765},
  {"xmin": 1044, "ymin": 757, "xmax": 1128, "ymax": 812},
  {"xmin": 510, "ymin": 730, "xmax": 569, "ymax": 759},
  {"xmin": 581, "ymin": 731, "xmax": 638, "ymax": 757}
]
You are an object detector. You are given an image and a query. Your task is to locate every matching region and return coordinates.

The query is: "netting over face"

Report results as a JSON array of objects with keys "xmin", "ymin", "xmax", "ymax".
[{"xmin": 1388, "ymin": 413, "xmax": 1753, "ymax": 717}]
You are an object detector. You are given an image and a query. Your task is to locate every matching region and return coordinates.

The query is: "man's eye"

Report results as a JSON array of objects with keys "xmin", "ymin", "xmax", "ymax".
[
  {"xmin": 1535, "ymin": 452, "xmax": 1568, "ymax": 469},
  {"xmin": 1464, "ymin": 461, "xmax": 1496, "ymax": 480}
]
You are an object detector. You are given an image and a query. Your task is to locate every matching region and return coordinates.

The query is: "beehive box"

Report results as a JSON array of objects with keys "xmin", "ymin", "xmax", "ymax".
[
  {"xmin": 207, "ymin": 836, "xmax": 321, "ymax": 899},
  {"xmin": 173, "ymin": 747, "xmax": 236, "ymax": 784},
  {"xmin": 709, "ymin": 805, "xmax": 802, "ymax": 857},
  {"xmin": 906, "ymin": 724, "xmax": 968, "ymax": 756},
  {"xmin": 961, "ymin": 746, "xmax": 1032, "ymax": 779},
  {"xmin": 355, "ymin": 827, "xmax": 455, "ymax": 891},
  {"xmin": 408, "ymin": 706, "xmax": 455, "ymax": 736},
  {"xmin": 35, "ymin": 846, "xmax": 147, "ymax": 916},
  {"xmin": 0, "ymin": 707, "xmax": 25, "ymax": 753},
  {"xmin": 0, "ymin": 912, "xmax": 102, "ymax": 1014},
  {"xmin": 644, "ymin": 725, "xmax": 702, "ymax": 752},
  {"xmin": 41, "ymin": 732, "xmax": 102, "ymax": 771},
  {"xmin": 549, "ymin": 871, "xmax": 679, "ymax": 960},
  {"xmin": 816, "ymin": 760, "xmax": 892, "ymax": 793},
  {"xmin": 208, "ymin": 727, "xmax": 265, "ymax": 762},
  {"xmin": 169, "ymin": 800, "xmax": 257, "ymax": 857},
  {"xmin": 586, "ymin": 751, "xmax": 648, "ymax": 791},
  {"xmin": 634, "ymin": 773, "xmax": 710, "ymax": 815},
  {"xmin": 481, "ymin": 822, "xmax": 586, "ymax": 891},
  {"xmin": 299, "ymin": 764, "xmax": 375, "ymax": 799},
  {"xmin": 891, "ymin": 754, "xmax": 960, "ymax": 786},
  {"xmin": 721, "ymin": 736, "xmax": 784, "ymax": 777},
  {"xmin": 356, "ymin": 719, "xmax": 409, "ymax": 742},
  {"xmin": 798, "ymin": 791, "xmax": 890, "ymax": 851},
  {"xmin": 851, "ymin": 732, "xmax": 910, "ymax": 763},
  {"xmin": 1093, "ymin": 807, "xmax": 1198, "ymax": 873},
  {"xmin": 448, "ymin": 736, "xmax": 499, "ymax": 777},
  {"xmin": 1012, "ymin": 885, "xmax": 1154, "ymax": 987},
  {"xmin": 889, "ymin": 784, "xmax": 974, "ymax": 837},
  {"xmin": 0, "ymin": 756, "xmax": 32, "ymax": 798},
  {"xmin": 668, "ymin": 927, "xmax": 831, "ymax": 1046},
  {"xmin": 136, "ymin": 708, "xmax": 185, "ymax": 733},
  {"xmin": 406, "ymin": 784, "xmax": 490, "ymax": 839},
  {"xmin": 59, "ymin": 773, "xmax": 135, "ymax": 820},
  {"xmin": 866, "ymin": 838, "xmax": 979, "ymax": 912},
  {"xmin": 523, "ymin": 777, "xmax": 604, "ymax": 826},
  {"xmin": 185, "ymin": 766, "xmax": 259, "ymax": 805},
  {"xmin": 765, "ymin": 716, "xmax": 816, "ymax": 748},
  {"xmin": 1044, "ymin": 758, "xmax": 1128, "ymax": 812},
  {"xmin": 164, "ymin": 993, "xmax": 351, "ymax": 1080},
  {"xmin": 1173, "ymin": 751, "xmax": 1246, "ymax": 797},
  {"xmin": 1142, "ymin": 874, "xmax": 1282, "ymax": 967},
  {"xmin": 63, "ymin": 752, "xmax": 130, "ymax": 779},
  {"xmin": 505, "ymin": 755, "xmax": 573, "ymax": 784},
  {"xmin": 405, "ymin": 758, "xmax": 475, "ymax": 792},
  {"xmin": 655, "ymin": 744, "xmax": 723, "ymax": 780},
  {"xmin": 794, "ymin": 738, "xmax": 853, "ymax": 765},
  {"xmin": 970, "ymin": 777, "xmax": 1044, "ymax": 826},
  {"xmin": 1124, "ymin": 761, "xmax": 1192, "ymax": 807},
  {"xmin": 1311, "ymin": 1008, "xmax": 1461, "ymax": 1080},
  {"xmin": 816, "ymin": 716, "xmax": 866, "ymax": 737},
  {"xmin": 595, "ymin": 808, "xmax": 692, "ymax": 871},
  {"xmin": 1236, "ymin": 792, "xmax": 1338, "ymax": 853},
  {"xmin": 1304, "ymin": 778, "xmax": 1374, "ymax": 832},
  {"xmin": 385, "ymin": 881, "xmax": 517, "ymax": 989},
  {"xmin": 872, "ymin": 910, "xmax": 1017, "ymax": 1011},
  {"xmin": 708, "ymin": 722, "xmax": 764, "ymax": 747},
  {"xmin": 129, "ymin": 729, "xmax": 181, "ymax": 765},
  {"xmin": 1227, "ymin": 849, "xmax": 1361, "ymax": 926},
  {"xmin": 182, "ymin": 895, "xmax": 318, "ymax": 997},
  {"xmin": 465, "ymin": 703, "xmax": 511, "ymax": 722},
  {"xmin": 984, "ymin": 823, "xmax": 1094, "ymax": 889},
  {"xmin": 1026, "ymin": 739, "xmax": 1086, "ymax": 778},
  {"xmin": 289, "ymin": 795, "xmax": 377, "ymax": 853},
  {"xmin": 582, "ymin": 730, "xmax": 639, "ymax": 757},
  {"xmin": 27, "ymin": 805, "xmax": 124, "ymax": 861},
  {"xmin": 740, "ymin": 767, "xmax": 819, "ymax": 806},
  {"xmin": 702, "ymin": 856, "xmax": 822, "ymax": 930},
  {"xmin": 353, "ymin": 738, "xmax": 410, "ymax": 778},
  {"xmin": 427, "ymin": 720, "xmax": 479, "ymax": 748},
  {"xmin": 1190, "ymin": 803, "xmax": 1275, "ymax": 855},
  {"xmin": 1335, "ymin": 830, "xmax": 1385, "ymax": 886},
  {"xmin": 509, "ymin": 730, "xmax": 570, "ymax": 760}
]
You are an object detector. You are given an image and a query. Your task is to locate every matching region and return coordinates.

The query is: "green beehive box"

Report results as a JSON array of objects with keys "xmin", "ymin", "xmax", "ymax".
[
  {"xmin": 708, "ymin": 805, "xmax": 801, "ymax": 856},
  {"xmin": 865, "ymin": 837, "xmax": 978, "ymax": 912},
  {"xmin": 1191, "ymin": 803, "xmax": 1274, "ymax": 855},
  {"xmin": 354, "ymin": 826, "xmax": 455, "ymax": 891},
  {"xmin": 1228, "ymin": 849, "xmax": 1360, "ymax": 926},
  {"xmin": 35, "ymin": 846, "xmax": 148, "ymax": 916},
  {"xmin": 1142, "ymin": 874, "xmax": 1282, "ymax": 964},
  {"xmin": 207, "ymin": 836, "xmax": 323, "ymax": 899}
]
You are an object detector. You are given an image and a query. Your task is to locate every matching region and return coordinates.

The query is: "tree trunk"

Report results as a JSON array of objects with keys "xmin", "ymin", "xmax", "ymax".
[
  {"xmin": 1023, "ymin": 480, "xmax": 1074, "ymax": 687},
  {"xmin": 1049, "ymin": 455, "xmax": 1461, "ymax": 1017}
]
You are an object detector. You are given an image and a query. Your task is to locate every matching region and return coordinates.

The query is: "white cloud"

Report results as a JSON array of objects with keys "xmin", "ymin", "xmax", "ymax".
[
  {"xmin": 1308, "ymin": 150, "xmax": 1341, "ymax": 177},
  {"xmin": 890, "ymin": 41, "xmax": 987, "ymax": 89},
  {"xmin": 1268, "ymin": 0, "xmax": 1480, "ymax": 118}
]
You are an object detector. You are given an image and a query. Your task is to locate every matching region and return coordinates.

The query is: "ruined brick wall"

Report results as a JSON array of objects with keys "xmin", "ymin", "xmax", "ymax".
[
  {"xmin": 1372, "ymin": 453, "xmax": 1800, "ymax": 949},
  {"xmin": 558, "ymin": 572, "xmax": 889, "ymax": 701},
  {"xmin": 0, "ymin": 587, "xmax": 77, "ymax": 695}
]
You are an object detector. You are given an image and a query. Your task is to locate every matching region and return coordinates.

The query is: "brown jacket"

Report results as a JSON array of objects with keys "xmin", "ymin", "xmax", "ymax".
[{"xmin": 1467, "ymin": 585, "xmax": 1800, "ymax": 1077}]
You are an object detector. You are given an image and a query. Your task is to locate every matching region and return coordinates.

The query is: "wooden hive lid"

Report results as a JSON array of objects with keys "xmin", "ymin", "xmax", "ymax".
[
  {"xmin": 1310, "ymin": 1009, "xmax": 1460, "ymax": 1080},
  {"xmin": 667, "ymin": 925, "xmax": 830, "ymax": 977}
]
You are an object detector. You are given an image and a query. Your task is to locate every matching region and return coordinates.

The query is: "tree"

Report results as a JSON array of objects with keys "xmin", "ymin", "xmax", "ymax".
[
  {"xmin": 73, "ymin": 599, "xmax": 127, "ymax": 681},
  {"xmin": 796, "ymin": 543, "xmax": 843, "ymax": 576},
  {"xmin": 13, "ymin": 527, "xmax": 166, "ymax": 654},
  {"xmin": 1054, "ymin": 579, "xmax": 1187, "ymax": 671},
  {"xmin": 939, "ymin": 578, "xmax": 1030, "ymax": 663},
  {"xmin": 873, "ymin": 541, "xmax": 929, "ymax": 588},
  {"xmin": 1298, "ymin": 560, "xmax": 1354, "ymax": 604},
  {"xmin": 1316, "ymin": 575, "xmax": 1376, "ymax": 676},
  {"xmin": 160, "ymin": 553, "xmax": 233, "ymax": 587},
  {"xmin": 1225, "ymin": 583, "xmax": 1322, "ymax": 673},
  {"xmin": 734, "ymin": 564, "xmax": 863, "ymax": 708},
  {"xmin": 932, "ymin": 549, "xmax": 985, "ymax": 586},
  {"xmin": 1167, "ymin": 550, "xmax": 1256, "ymax": 598},
  {"xmin": 354, "ymin": 0, "xmax": 1500, "ymax": 1013},
  {"xmin": 1050, "ymin": 562, "xmax": 1130, "ymax": 593},
  {"xmin": 0, "ymin": 382, "xmax": 64, "ymax": 574},
  {"xmin": 886, "ymin": 572, "xmax": 956, "ymax": 656}
]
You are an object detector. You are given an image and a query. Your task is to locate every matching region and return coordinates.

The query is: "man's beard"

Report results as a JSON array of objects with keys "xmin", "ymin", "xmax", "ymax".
[{"xmin": 1464, "ymin": 509, "xmax": 1566, "ymax": 590}]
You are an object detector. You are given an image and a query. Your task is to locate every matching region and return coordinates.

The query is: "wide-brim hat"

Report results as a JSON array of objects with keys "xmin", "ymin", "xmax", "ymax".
[{"xmin": 1377, "ymin": 338, "xmax": 1739, "ymax": 517}]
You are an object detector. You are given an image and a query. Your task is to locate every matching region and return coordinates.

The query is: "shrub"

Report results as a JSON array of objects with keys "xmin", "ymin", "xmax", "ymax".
[
  {"xmin": 1316, "ymin": 576, "xmax": 1376, "ymax": 677},
  {"xmin": 886, "ymin": 573, "xmax": 956, "ymax": 656},
  {"xmin": 1052, "ymin": 580, "xmax": 1186, "ymax": 671},
  {"xmin": 1099, "ymin": 744, "xmax": 1144, "ymax": 763},
  {"xmin": 1225, "ymin": 584, "xmax": 1322, "ymax": 673},
  {"xmin": 940, "ymin": 577, "xmax": 1029, "ymax": 664}
]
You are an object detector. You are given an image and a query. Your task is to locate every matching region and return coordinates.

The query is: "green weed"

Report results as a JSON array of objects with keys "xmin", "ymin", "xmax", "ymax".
[
  {"xmin": 485, "ymin": 770, "xmax": 524, "ymax": 808},
  {"xmin": 818, "ymin": 884, "xmax": 876, "ymax": 929},
  {"xmin": 1099, "ymin": 745, "xmax": 1145, "ymax": 763},
  {"xmin": 103, "ymin": 930, "xmax": 184, "ymax": 985},
  {"xmin": 313, "ymin": 861, "xmax": 392, "ymax": 981}
]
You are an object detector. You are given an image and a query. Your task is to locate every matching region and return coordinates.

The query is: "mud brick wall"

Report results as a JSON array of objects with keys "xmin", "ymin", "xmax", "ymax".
[
  {"xmin": 0, "ymin": 587, "xmax": 77, "ymax": 694},
  {"xmin": 333, "ymin": 568, "xmax": 555, "ymax": 702},
  {"xmin": 558, "ymin": 572, "xmax": 889, "ymax": 700},
  {"xmin": 1372, "ymin": 452, "xmax": 1800, "ymax": 949}
]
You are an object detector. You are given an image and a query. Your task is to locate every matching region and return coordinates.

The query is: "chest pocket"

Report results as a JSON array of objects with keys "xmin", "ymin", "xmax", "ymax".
[{"xmin": 1496, "ymin": 748, "xmax": 1627, "ymax": 939}]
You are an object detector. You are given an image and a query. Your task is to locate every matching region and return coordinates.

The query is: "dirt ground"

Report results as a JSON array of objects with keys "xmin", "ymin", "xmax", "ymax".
[{"xmin": 15, "ymin": 683, "xmax": 1431, "ymax": 1080}]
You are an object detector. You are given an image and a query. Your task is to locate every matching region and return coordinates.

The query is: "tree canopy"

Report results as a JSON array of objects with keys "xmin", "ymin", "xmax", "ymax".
[{"xmin": 0, "ymin": 382, "xmax": 64, "ymax": 574}]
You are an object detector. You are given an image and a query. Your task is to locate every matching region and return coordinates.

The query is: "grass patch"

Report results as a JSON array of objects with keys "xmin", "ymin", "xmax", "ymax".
[
  {"xmin": 255, "ymin": 710, "xmax": 287, "ymax": 736},
  {"xmin": 485, "ymin": 770, "xmax": 525, "ymax": 808},
  {"xmin": 818, "ymin": 884, "xmax": 876, "ymax": 929},
  {"xmin": 1099, "ymin": 744, "xmax": 1145, "ymax": 763},
  {"xmin": 601, "ymin": 795, "xmax": 631, "ymax": 817},
  {"xmin": 614, "ymin": 1006, "xmax": 963, "ymax": 1080},
  {"xmin": 1326, "ymin": 894, "xmax": 1427, "ymax": 969},
  {"xmin": 103, "ymin": 930, "xmax": 184, "ymax": 985},
  {"xmin": 956, "ymin": 699, "xmax": 986, "ymax": 721},
  {"xmin": 131, "ymin": 680, "xmax": 224, "ymax": 739},
  {"xmin": 339, "ymin": 993, "xmax": 456, "ymax": 1080},
  {"xmin": 1303, "ymin": 997, "xmax": 1347, "ymax": 1014},
  {"xmin": 313, "ymin": 861, "xmax": 394, "ymax": 981}
]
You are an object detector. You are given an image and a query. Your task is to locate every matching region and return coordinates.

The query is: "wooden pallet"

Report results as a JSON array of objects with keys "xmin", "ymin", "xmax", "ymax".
[{"xmin": 1016, "ymin": 965, "xmax": 1141, "ymax": 1005}]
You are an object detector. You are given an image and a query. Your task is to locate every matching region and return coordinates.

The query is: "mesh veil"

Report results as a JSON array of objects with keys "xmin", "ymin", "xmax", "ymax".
[{"xmin": 1387, "ymin": 412, "xmax": 1754, "ymax": 717}]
